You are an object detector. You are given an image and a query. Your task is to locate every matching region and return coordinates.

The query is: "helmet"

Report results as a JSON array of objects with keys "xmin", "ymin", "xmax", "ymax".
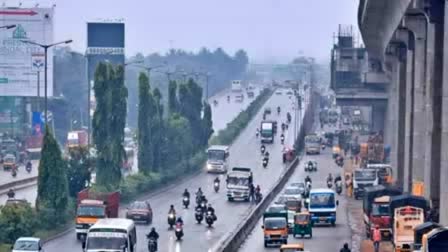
[
  {"xmin": 170, "ymin": 205, "xmax": 174, "ymax": 208},
  {"xmin": 343, "ymin": 243, "xmax": 349, "ymax": 249},
  {"xmin": 151, "ymin": 227, "xmax": 156, "ymax": 232},
  {"xmin": 208, "ymin": 203, "xmax": 212, "ymax": 208},
  {"xmin": 198, "ymin": 187, "xmax": 202, "ymax": 191}
]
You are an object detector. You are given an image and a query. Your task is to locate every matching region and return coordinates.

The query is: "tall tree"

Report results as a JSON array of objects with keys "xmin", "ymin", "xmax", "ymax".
[
  {"xmin": 92, "ymin": 62, "xmax": 127, "ymax": 189},
  {"xmin": 168, "ymin": 80, "xmax": 178, "ymax": 115},
  {"xmin": 137, "ymin": 72, "xmax": 153, "ymax": 174},
  {"xmin": 36, "ymin": 126, "xmax": 69, "ymax": 213},
  {"xmin": 202, "ymin": 102, "xmax": 214, "ymax": 145},
  {"xmin": 151, "ymin": 87, "xmax": 164, "ymax": 170},
  {"xmin": 66, "ymin": 147, "xmax": 93, "ymax": 197}
]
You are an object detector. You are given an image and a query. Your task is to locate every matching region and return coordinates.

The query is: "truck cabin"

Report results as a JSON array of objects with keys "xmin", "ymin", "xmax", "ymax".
[
  {"xmin": 67, "ymin": 132, "xmax": 80, "ymax": 147},
  {"xmin": 413, "ymin": 222, "xmax": 441, "ymax": 250},
  {"xmin": 422, "ymin": 227, "xmax": 448, "ymax": 251},
  {"xmin": 367, "ymin": 164, "xmax": 393, "ymax": 185},
  {"xmin": 394, "ymin": 206, "xmax": 425, "ymax": 248},
  {"xmin": 77, "ymin": 199, "xmax": 107, "ymax": 218},
  {"xmin": 370, "ymin": 196, "xmax": 392, "ymax": 231}
]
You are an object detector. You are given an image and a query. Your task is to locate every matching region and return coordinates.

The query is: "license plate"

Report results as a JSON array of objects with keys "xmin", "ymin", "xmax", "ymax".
[
  {"xmin": 319, "ymin": 217, "xmax": 326, "ymax": 221},
  {"xmin": 135, "ymin": 216, "xmax": 142, "ymax": 219}
]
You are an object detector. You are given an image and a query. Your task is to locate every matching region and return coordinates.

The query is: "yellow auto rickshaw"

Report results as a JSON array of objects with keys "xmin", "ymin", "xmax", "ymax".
[
  {"xmin": 293, "ymin": 212, "xmax": 312, "ymax": 238},
  {"xmin": 3, "ymin": 154, "xmax": 16, "ymax": 171},
  {"xmin": 332, "ymin": 145, "xmax": 341, "ymax": 159},
  {"xmin": 280, "ymin": 243, "xmax": 305, "ymax": 252}
]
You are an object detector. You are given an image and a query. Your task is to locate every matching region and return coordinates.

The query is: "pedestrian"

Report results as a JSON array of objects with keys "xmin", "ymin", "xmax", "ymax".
[
  {"xmin": 249, "ymin": 183, "xmax": 255, "ymax": 202},
  {"xmin": 340, "ymin": 243, "xmax": 351, "ymax": 252},
  {"xmin": 372, "ymin": 225, "xmax": 381, "ymax": 252}
]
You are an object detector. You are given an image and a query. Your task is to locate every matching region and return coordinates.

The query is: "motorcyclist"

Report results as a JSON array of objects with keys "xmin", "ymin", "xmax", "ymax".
[
  {"xmin": 168, "ymin": 205, "xmax": 176, "ymax": 215},
  {"xmin": 260, "ymin": 144, "xmax": 266, "ymax": 154},
  {"xmin": 26, "ymin": 161, "xmax": 32, "ymax": 170},
  {"xmin": 339, "ymin": 243, "xmax": 351, "ymax": 252},
  {"xmin": 256, "ymin": 128, "xmax": 260, "ymax": 137},
  {"xmin": 176, "ymin": 217, "xmax": 184, "ymax": 226},
  {"xmin": 196, "ymin": 187, "xmax": 203, "ymax": 203},
  {"xmin": 334, "ymin": 174, "xmax": 342, "ymax": 184},
  {"xmin": 277, "ymin": 106, "xmax": 281, "ymax": 114},
  {"xmin": 146, "ymin": 227, "xmax": 159, "ymax": 251},
  {"xmin": 327, "ymin": 173, "xmax": 333, "ymax": 183},
  {"xmin": 305, "ymin": 175, "xmax": 312, "ymax": 184},
  {"xmin": 182, "ymin": 189, "xmax": 190, "ymax": 199},
  {"xmin": 264, "ymin": 151, "xmax": 270, "ymax": 158},
  {"xmin": 206, "ymin": 204, "xmax": 217, "ymax": 220},
  {"xmin": 214, "ymin": 177, "xmax": 220, "ymax": 184},
  {"xmin": 7, "ymin": 188, "xmax": 15, "ymax": 198},
  {"xmin": 280, "ymin": 133, "xmax": 285, "ymax": 143}
]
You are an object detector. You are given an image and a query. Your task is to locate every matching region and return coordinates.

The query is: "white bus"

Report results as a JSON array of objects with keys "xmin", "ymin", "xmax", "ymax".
[
  {"xmin": 83, "ymin": 219, "xmax": 136, "ymax": 252},
  {"xmin": 206, "ymin": 145, "xmax": 230, "ymax": 173}
]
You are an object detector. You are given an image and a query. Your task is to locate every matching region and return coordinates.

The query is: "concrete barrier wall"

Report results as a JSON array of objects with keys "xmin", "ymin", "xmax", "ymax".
[
  {"xmin": 216, "ymin": 90, "xmax": 318, "ymax": 252},
  {"xmin": 0, "ymin": 176, "xmax": 37, "ymax": 192}
]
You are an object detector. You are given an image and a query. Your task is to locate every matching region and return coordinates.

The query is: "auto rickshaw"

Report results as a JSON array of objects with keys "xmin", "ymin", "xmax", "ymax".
[
  {"xmin": 332, "ymin": 145, "xmax": 341, "ymax": 159},
  {"xmin": 282, "ymin": 147, "xmax": 296, "ymax": 163},
  {"xmin": 280, "ymin": 243, "xmax": 305, "ymax": 252},
  {"xmin": 3, "ymin": 154, "xmax": 16, "ymax": 171},
  {"xmin": 293, "ymin": 212, "xmax": 312, "ymax": 238}
]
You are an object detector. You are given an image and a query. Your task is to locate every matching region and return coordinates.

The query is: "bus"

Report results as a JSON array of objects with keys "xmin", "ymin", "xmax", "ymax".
[
  {"xmin": 123, "ymin": 147, "xmax": 135, "ymax": 171},
  {"xmin": 260, "ymin": 121, "xmax": 274, "ymax": 144},
  {"xmin": 307, "ymin": 188, "xmax": 338, "ymax": 226},
  {"xmin": 83, "ymin": 218, "xmax": 136, "ymax": 252},
  {"xmin": 305, "ymin": 134, "xmax": 321, "ymax": 154},
  {"xmin": 206, "ymin": 145, "xmax": 230, "ymax": 173}
]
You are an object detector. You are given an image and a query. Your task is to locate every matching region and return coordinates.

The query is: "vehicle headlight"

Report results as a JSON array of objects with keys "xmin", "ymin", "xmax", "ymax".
[
  {"xmin": 207, "ymin": 164, "xmax": 212, "ymax": 170},
  {"xmin": 76, "ymin": 224, "xmax": 84, "ymax": 228}
]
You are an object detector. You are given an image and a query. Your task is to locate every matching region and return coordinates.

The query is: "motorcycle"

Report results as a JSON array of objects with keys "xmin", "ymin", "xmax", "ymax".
[
  {"xmin": 262, "ymin": 157, "xmax": 268, "ymax": 168},
  {"xmin": 175, "ymin": 223, "xmax": 183, "ymax": 240},
  {"xmin": 11, "ymin": 168, "xmax": 17, "ymax": 178},
  {"xmin": 206, "ymin": 211, "xmax": 215, "ymax": 227},
  {"xmin": 183, "ymin": 197, "xmax": 190, "ymax": 208},
  {"xmin": 336, "ymin": 181, "xmax": 343, "ymax": 195},
  {"xmin": 321, "ymin": 144, "xmax": 326, "ymax": 150},
  {"xmin": 147, "ymin": 238, "xmax": 157, "ymax": 252},
  {"xmin": 26, "ymin": 162, "xmax": 32, "ymax": 173},
  {"xmin": 195, "ymin": 208, "xmax": 204, "ymax": 224},
  {"xmin": 327, "ymin": 180, "xmax": 333, "ymax": 189},
  {"xmin": 336, "ymin": 158, "xmax": 344, "ymax": 167},
  {"xmin": 260, "ymin": 145, "xmax": 265, "ymax": 154},
  {"xmin": 214, "ymin": 181, "xmax": 220, "ymax": 193},
  {"xmin": 168, "ymin": 213, "xmax": 176, "ymax": 228},
  {"xmin": 281, "ymin": 136, "xmax": 285, "ymax": 145}
]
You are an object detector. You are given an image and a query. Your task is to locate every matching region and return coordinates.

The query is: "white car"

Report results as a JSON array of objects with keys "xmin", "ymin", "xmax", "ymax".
[
  {"xmin": 282, "ymin": 186, "xmax": 303, "ymax": 200},
  {"xmin": 12, "ymin": 237, "xmax": 44, "ymax": 252}
]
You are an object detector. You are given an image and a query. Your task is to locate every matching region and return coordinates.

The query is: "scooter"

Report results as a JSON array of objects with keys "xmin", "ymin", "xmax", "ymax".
[
  {"xmin": 327, "ymin": 180, "xmax": 333, "ymax": 189},
  {"xmin": 183, "ymin": 197, "xmax": 190, "ymax": 208},
  {"xmin": 168, "ymin": 213, "xmax": 176, "ymax": 228},
  {"xmin": 281, "ymin": 136, "xmax": 285, "ymax": 145},
  {"xmin": 260, "ymin": 145, "xmax": 265, "ymax": 154},
  {"xmin": 336, "ymin": 181, "xmax": 343, "ymax": 195},
  {"xmin": 26, "ymin": 163, "xmax": 32, "ymax": 173},
  {"xmin": 262, "ymin": 157, "xmax": 268, "ymax": 168},
  {"xmin": 11, "ymin": 168, "xmax": 17, "ymax": 178},
  {"xmin": 148, "ymin": 238, "xmax": 157, "ymax": 252},
  {"xmin": 214, "ymin": 181, "xmax": 220, "ymax": 193},
  {"xmin": 206, "ymin": 211, "xmax": 215, "ymax": 227},
  {"xmin": 175, "ymin": 223, "xmax": 183, "ymax": 240}
]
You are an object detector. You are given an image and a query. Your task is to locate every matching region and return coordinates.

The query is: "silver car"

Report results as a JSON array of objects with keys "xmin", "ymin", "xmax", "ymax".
[{"xmin": 12, "ymin": 237, "xmax": 44, "ymax": 252}]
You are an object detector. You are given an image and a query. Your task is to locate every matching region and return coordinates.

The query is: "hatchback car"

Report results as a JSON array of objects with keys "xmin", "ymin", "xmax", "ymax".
[
  {"xmin": 266, "ymin": 203, "xmax": 287, "ymax": 213},
  {"xmin": 12, "ymin": 237, "xmax": 44, "ymax": 252},
  {"xmin": 126, "ymin": 201, "xmax": 153, "ymax": 224},
  {"xmin": 289, "ymin": 182, "xmax": 306, "ymax": 196},
  {"xmin": 282, "ymin": 186, "xmax": 303, "ymax": 200}
]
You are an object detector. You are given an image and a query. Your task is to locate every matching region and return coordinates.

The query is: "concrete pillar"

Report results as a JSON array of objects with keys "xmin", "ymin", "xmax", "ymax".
[
  {"xmin": 403, "ymin": 32, "xmax": 415, "ymax": 193},
  {"xmin": 405, "ymin": 16, "xmax": 427, "ymax": 186},
  {"xmin": 371, "ymin": 104, "xmax": 386, "ymax": 133},
  {"xmin": 438, "ymin": 1, "xmax": 448, "ymax": 225},
  {"xmin": 396, "ymin": 48, "xmax": 407, "ymax": 190}
]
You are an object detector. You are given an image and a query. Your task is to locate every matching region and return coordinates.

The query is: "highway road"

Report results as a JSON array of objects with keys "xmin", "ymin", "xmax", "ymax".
[
  {"xmin": 0, "ymin": 89, "xmax": 259, "ymax": 207},
  {"xmin": 44, "ymin": 90, "xmax": 307, "ymax": 252},
  {"xmin": 239, "ymin": 124, "xmax": 352, "ymax": 252},
  {"xmin": 0, "ymin": 159, "xmax": 39, "ymax": 185}
]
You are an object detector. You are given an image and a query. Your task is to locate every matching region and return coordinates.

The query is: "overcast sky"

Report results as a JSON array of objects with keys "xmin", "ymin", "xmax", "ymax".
[{"xmin": 8, "ymin": 0, "xmax": 359, "ymax": 63}]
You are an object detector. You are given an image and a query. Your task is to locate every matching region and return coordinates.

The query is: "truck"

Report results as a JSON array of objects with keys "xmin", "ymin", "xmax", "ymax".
[
  {"xmin": 25, "ymin": 135, "xmax": 43, "ymax": 160},
  {"xmin": 363, "ymin": 185, "xmax": 402, "ymax": 239},
  {"xmin": 352, "ymin": 109, "xmax": 362, "ymax": 125},
  {"xmin": 308, "ymin": 188, "xmax": 338, "ymax": 227},
  {"xmin": 67, "ymin": 130, "xmax": 88, "ymax": 149},
  {"xmin": 413, "ymin": 222, "xmax": 442, "ymax": 251},
  {"xmin": 353, "ymin": 168, "xmax": 379, "ymax": 199},
  {"xmin": 366, "ymin": 163, "xmax": 394, "ymax": 185},
  {"xmin": 262, "ymin": 212, "xmax": 288, "ymax": 247},
  {"xmin": 390, "ymin": 195, "xmax": 429, "ymax": 252},
  {"xmin": 260, "ymin": 121, "xmax": 275, "ymax": 144},
  {"xmin": 419, "ymin": 227, "xmax": 448, "ymax": 252},
  {"xmin": 360, "ymin": 133, "xmax": 385, "ymax": 165},
  {"xmin": 226, "ymin": 167, "xmax": 252, "ymax": 202},
  {"xmin": 304, "ymin": 134, "xmax": 321, "ymax": 155},
  {"xmin": 75, "ymin": 188, "xmax": 120, "ymax": 240},
  {"xmin": 231, "ymin": 80, "xmax": 243, "ymax": 92}
]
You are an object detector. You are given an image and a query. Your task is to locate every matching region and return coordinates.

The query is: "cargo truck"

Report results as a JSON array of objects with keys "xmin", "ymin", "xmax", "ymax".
[
  {"xmin": 262, "ymin": 212, "xmax": 288, "ymax": 247},
  {"xmin": 231, "ymin": 80, "xmax": 243, "ymax": 92},
  {"xmin": 67, "ymin": 130, "xmax": 88, "ymax": 149},
  {"xmin": 226, "ymin": 167, "xmax": 252, "ymax": 202},
  {"xmin": 260, "ymin": 121, "xmax": 275, "ymax": 144},
  {"xmin": 353, "ymin": 168, "xmax": 379, "ymax": 199},
  {"xmin": 75, "ymin": 188, "xmax": 120, "ymax": 240}
]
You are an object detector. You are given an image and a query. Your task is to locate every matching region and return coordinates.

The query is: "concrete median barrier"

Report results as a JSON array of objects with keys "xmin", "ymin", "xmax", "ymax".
[{"xmin": 0, "ymin": 176, "xmax": 37, "ymax": 194}]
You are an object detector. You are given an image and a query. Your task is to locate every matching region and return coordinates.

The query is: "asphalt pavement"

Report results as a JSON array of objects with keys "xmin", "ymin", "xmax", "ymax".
[
  {"xmin": 239, "ymin": 124, "xmax": 352, "ymax": 252},
  {"xmin": 43, "ymin": 90, "xmax": 306, "ymax": 252},
  {"xmin": 0, "ymin": 159, "xmax": 39, "ymax": 185}
]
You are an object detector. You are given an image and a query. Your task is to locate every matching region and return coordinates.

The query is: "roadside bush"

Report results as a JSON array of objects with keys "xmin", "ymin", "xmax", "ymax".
[
  {"xmin": 0, "ymin": 203, "xmax": 37, "ymax": 244},
  {"xmin": 211, "ymin": 88, "xmax": 272, "ymax": 145}
]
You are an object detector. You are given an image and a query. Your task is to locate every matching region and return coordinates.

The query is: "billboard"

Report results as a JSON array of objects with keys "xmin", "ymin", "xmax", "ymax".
[
  {"xmin": 0, "ymin": 7, "xmax": 54, "ymax": 97},
  {"xmin": 86, "ymin": 22, "xmax": 125, "ymax": 116}
]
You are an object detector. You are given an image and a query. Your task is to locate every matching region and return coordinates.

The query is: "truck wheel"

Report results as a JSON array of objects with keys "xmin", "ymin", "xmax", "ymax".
[
  {"xmin": 228, "ymin": 197, "xmax": 233, "ymax": 202},
  {"xmin": 76, "ymin": 234, "xmax": 80, "ymax": 240},
  {"xmin": 264, "ymin": 241, "xmax": 268, "ymax": 248}
]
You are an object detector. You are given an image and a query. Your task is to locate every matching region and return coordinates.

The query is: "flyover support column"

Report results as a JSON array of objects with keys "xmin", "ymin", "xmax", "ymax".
[
  {"xmin": 371, "ymin": 104, "xmax": 386, "ymax": 133},
  {"xmin": 406, "ymin": 16, "xmax": 427, "ymax": 188}
]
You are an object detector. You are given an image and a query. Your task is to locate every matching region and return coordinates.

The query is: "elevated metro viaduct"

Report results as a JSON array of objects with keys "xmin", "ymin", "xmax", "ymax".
[{"xmin": 358, "ymin": 0, "xmax": 448, "ymax": 224}]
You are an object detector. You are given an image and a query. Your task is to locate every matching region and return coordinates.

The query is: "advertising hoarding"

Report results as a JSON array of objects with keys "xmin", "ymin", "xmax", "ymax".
[{"xmin": 0, "ymin": 8, "xmax": 54, "ymax": 97}]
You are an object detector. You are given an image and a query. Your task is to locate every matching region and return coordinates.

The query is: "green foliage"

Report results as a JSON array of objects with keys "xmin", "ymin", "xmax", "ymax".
[
  {"xmin": 0, "ymin": 203, "xmax": 37, "ymax": 244},
  {"xmin": 36, "ymin": 126, "xmax": 69, "ymax": 213},
  {"xmin": 66, "ymin": 147, "xmax": 93, "ymax": 197},
  {"xmin": 137, "ymin": 72, "xmax": 153, "ymax": 174},
  {"xmin": 211, "ymin": 89, "xmax": 273, "ymax": 145},
  {"xmin": 202, "ymin": 102, "xmax": 214, "ymax": 145},
  {"xmin": 92, "ymin": 62, "xmax": 128, "ymax": 190},
  {"xmin": 168, "ymin": 80, "xmax": 179, "ymax": 115}
]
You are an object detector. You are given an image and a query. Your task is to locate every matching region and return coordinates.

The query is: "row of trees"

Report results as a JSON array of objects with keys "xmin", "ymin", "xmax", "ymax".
[{"xmin": 137, "ymin": 72, "xmax": 213, "ymax": 175}]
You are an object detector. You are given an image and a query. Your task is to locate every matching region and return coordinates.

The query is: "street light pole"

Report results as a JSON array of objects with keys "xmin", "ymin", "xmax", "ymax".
[{"xmin": 21, "ymin": 39, "xmax": 73, "ymax": 128}]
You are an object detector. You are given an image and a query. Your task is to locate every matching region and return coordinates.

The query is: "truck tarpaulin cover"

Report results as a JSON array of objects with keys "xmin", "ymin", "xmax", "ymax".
[
  {"xmin": 363, "ymin": 185, "xmax": 402, "ymax": 215},
  {"xmin": 389, "ymin": 194, "xmax": 429, "ymax": 219}
]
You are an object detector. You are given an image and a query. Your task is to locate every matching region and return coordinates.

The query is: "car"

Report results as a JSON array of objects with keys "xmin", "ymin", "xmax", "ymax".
[
  {"xmin": 266, "ymin": 203, "xmax": 287, "ymax": 213},
  {"xmin": 275, "ymin": 90, "xmax": 283, "ymax": 95},
  {"xmin": 275, "ymin": 195, "xmax": 290, "ymax": 205},
  {"xmin": 264, "ymin": 107, "xmax": 272, "ymax": 114},
  {"xmin": 126, "ymin": 201, "xmax": 153, "ymax": 224},
  {"xmin": 12, "ymin": 237, "xmax": 44, "ymax": 252},
  {"xmin": 286, "ymin": 90, "xmax": 293, "ymax": 95},
  {"xmin": 282, "ymin": 186, "xmax": 303, "ymax": 200},
  {"xmin": 290, "ymin": 182, "xmax": 306, "ymax": 196}
]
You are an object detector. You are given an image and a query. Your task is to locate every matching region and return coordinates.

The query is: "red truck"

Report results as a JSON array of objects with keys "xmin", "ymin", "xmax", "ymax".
[
  {"xmin": 67, "ymin": 130, "xmax": 88, "ymax": 149},
  {"xmin": 363, "ymin": 185, "xmax": 402, "ymax": 240},
  {"xmin": 75, "ymin": 188, "xmax": 120, "ymax": 240}
]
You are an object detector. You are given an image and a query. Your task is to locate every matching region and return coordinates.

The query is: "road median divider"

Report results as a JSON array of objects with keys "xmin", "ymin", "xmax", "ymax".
[
  {"xmin": 214, "ymin": 89, "xmax": 318, "ymax": 252},
  {"xmin": 0, "ymin": 176, "xmax": 38, "ymax": 194}
]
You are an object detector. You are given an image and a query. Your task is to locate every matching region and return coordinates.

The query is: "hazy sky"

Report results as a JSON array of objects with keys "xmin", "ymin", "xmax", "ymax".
[{"xmin": 8, "ymin": 0, "xmax": 359, "ymax": 63}]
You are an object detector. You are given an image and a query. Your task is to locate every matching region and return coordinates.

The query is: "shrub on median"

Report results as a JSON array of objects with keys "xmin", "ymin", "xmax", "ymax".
[{"xmin": 0, "ymin": 202, "xmax": 37, "ymax": 244}]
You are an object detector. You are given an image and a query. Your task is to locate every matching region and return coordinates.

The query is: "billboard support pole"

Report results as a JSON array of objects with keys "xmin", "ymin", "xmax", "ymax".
[
  {"xmin": 44, "ymin": 46, "xmax": 48, "ymax": 128},
  {"xmin": 37, "ymin": 70, "xmax": 40, "ymax": 111}
]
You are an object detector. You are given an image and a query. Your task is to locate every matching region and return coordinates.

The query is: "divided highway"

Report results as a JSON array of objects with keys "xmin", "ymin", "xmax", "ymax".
[
  {"xmin": 239, "ymin": 125, "xmax": 352, "ymax": 252},
  {"xmin": 0, "ymin": 89, "xmax": 257, "ymax": 207},
  {"xmin": 44, "ymin": 90, "xmax": 305, "ymax": 252}
]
